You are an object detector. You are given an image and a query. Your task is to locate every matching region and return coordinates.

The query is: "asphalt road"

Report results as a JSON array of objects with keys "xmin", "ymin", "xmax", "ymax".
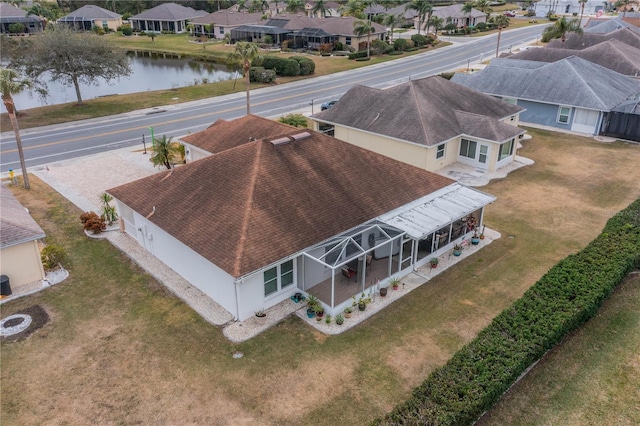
[{"xmin": 0, "ymin": 24, "xmax": 547, "ymax": 173}]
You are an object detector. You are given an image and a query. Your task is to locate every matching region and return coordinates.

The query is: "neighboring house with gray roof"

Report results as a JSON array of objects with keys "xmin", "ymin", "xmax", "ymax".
[
  {"xmin": 0, "ymin": 2, "xmax": 45, "ymax": 34},
  {"xmin": 129, "ymin": 2, "xmax": 207, "ymax": 34},
  {"xmin": 0, "ymin": 185, "xmax": 46, "ymax": 293},
  {"xmin": 533, "ymin": 0, "xmax": 604, "ymax": 17},
  {"xmin": 584, "ymin": 17, "xmax": 639, "ymax": 33},
  {"xmin": 503, "ymin": 39, "xmax": 640, "ymax": 77},
  {"xmin": 190, "ymin": 9, "xmax": 264, "ymax": 39},
  {"xmin": 310, "ymin": 75, "xmax": 525, "ymax": 174},
  {"xmin": 547, "ymin": 27, "xmax": 640, "ymax": 50},
  {"xmin": 58, "ymin": 4, "xmax": 122, "ymax": 31},
  {"xmin": 452, "ymin": 56, "xmax": 640, "ymax": 136},
  {"xmin": 230, "ymin": 14, "xmax": 386, "ymax": 49},
  {"xmin": 108, "ymin": 115, "xmax": 495, "ymax": 322}
]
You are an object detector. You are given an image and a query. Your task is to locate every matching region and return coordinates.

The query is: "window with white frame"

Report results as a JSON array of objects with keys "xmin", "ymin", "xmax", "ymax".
[
  {"xmin": 219, "ymin": 27, "xmax": 224, "ymax": 34},
  {"xmin": 436, "ymin": 143, "xmax": 445, "ymax": 159},
  {"xmin": 498, "ymin": 139, "xmax": 515, "ymax": 161},
  {"xmin": 345, "ymin": 36, "xmax": 351, "ymax": 45},
  {"xmin": 557, "ymin": 106, "xmax": 571, "ymax": 124},
  {"xmin": 264, "ymin": 259, "xmax": 294, "ymax": 297},
  {"xmin": 459, "ymin": 139, "xmax": 477, "ymax": 159}
]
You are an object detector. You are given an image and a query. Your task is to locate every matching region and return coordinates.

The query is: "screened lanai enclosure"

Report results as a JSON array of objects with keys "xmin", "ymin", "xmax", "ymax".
[
  {"xmin": 230, "ymin": 25, "xmax": 291, "ymax": 44},
  {"xmin": 295, "ymin": 183, "xmax": 495, "ymax": 316}
]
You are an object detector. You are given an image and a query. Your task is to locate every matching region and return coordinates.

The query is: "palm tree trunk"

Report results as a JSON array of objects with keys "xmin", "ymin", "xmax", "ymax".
[
  {"xmin": 579, "ymin": 3, "xmax": 585, "ymax": 27},
  {"xmin": 245, "ymin": 62, "xmax": 251, "ymax": 115},
  {"xmin": 8, "ymin": 111, "xmax": 30, "ymax": 189}
]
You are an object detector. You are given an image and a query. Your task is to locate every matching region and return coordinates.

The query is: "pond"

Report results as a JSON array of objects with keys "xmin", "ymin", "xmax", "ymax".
[{"xmin": 5, "ymin": 53, "xmax": 237, "ymax": 112}]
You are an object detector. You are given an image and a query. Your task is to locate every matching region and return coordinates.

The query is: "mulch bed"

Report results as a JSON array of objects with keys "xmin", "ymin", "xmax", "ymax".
[{"xmin": 1, "ymin": 305, "xmax": 50, "ymax": 343}]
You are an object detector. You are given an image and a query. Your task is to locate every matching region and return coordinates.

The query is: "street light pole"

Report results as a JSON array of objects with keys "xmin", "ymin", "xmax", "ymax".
[{"xmin": 142, "ymin": 134, "xmax": 147, "ymax": 154}]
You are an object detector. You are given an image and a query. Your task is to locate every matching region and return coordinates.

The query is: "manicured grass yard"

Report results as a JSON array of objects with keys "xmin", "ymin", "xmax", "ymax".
[{"xmin": 1, "ymin": 129, "xmax": 639, "ymax": 424}]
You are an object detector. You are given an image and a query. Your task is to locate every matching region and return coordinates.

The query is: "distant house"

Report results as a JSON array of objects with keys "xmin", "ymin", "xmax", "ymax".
[
  {"xmin": 0, "ymin": 185, "xmax": 46, "ymax": 294},
  {"xmin": 109, "ymin": 115, "xmax": 495, "ymax": 321},
  {"xmin": 57, "ymin": 5, "xmax": 122, "ymax": 31},
  {"xmin": 452, "ymin": 56, "xmax": 640, "ymax": 136},
  {"xmin": 547, "ymin": 27, "xmax": 640, "ymax": 50},
  {"xmin": 310, "ymin": 75, "xmax": 525, "ymax": 174},
  {"xmin": 428, "ymin": 4, "xmax": 487, "ymax": 30},
  {"xmin": 533, "ymin": 0, "xmax": 604, "ymax": 17},
  {"xmin": 129, "ymin": 2, "xmax": 207, "ymax": 34},
  {"xmin": 230, "ymin": 14, "xmax": 386, "ymax": 49},
  {"xmin": 305, "ymin": 1, "xmax": 341, "ymax": 18},
  {"xmin": 0, "ymin": 2, "xmax": 45, "ymax": 34},
  {"xmin": 190, "ymin": 9, "xmax": 263, "ymax": 39},
  {"xmin": 503, "ymin": 39, "xmax": 640, "ymax": 77},
  {"xmin": 584, "ymin": 17, "xmax": 639, "ymax": 33}
]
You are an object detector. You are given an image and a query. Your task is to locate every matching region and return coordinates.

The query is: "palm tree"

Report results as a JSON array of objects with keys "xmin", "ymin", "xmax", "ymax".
[
  {"xmin": 541, "ymin": 16, "xmax": 583, "ymax": 43},
  {"xmin": 405, "ymin": 0, "xmax": 433, "ymax": 35},
  {"xmin": 354, "ymin": 19, "xmax": 375, "ymax": 58},
  {"xmin": 0, "ymin": 68, "xmax": 32, "ymax": 189},
  {"xmin": 285, "ymin": 0, "xmax": 304, "ymax": 13},
  {"xmin": 428, "ymin": 15, "xmax": 444, "ymax": 36},
  {"xmin": 462, "ymin": 2, "xmax": 474, "ymax": 28},
  {"xmin": 493, "ymin": 15, "xmax": 510, "ymax": 57},
  {"xmin": 312, "ymin": 0, "xmax": 328, "ymax": 18},
  {"xmin": 474, "ymin": 0, "xmax": 493, "ymax": 18},
  {"xmin": 340, "ymin": 0, "xmax": 366, "ymax": 18},
  {"xmin": 383, "ymin": 13, "xmax": 402, "ymax": 41},
  {"xmin": 578, "ymin": 0, "xmax": 588, "ymax": 26},
  {"xmin": 226, "ymin": 42, "xmax": 262, "ymax": 115},
  {"xmin": 150, "ymin": 135, "xmax": 181, "ymax": 170},
  {"xmin": 615, "ymin": 0, "xmax": 630, "ymax": 18}
]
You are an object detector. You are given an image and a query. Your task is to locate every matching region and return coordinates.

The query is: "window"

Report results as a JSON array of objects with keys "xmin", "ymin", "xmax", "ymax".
[
  {"xmin": 102, "ymin": 21, "xmax": 108, "ymax": 29},
  {"xmin": 264, "ymin": 260, "xmax": 294, "ymax": 297},
  {"xmin": 436, "ymin": 144, "xmax": 445, "ymax": 159},
  {"xmin": 219, "ymin": 27, "xmax": 224, "ymax": 34},
  {"xmin": 557, "ymin": 106, "xmax": 571, "ymax": 124},
  {"xmin": 345, "ymin": 36, "xmax": 351, "ymax": 45},
  {"xmin": 503, "ymin": 98, "xmax": 517, "ymax": 105},
  {"xmin": 459, "ymin": 139, "xmax": 477, "ymax": 159},
  {"xmin": 498, "ymin": 139, "xmax": 514, "ymax": 161}
]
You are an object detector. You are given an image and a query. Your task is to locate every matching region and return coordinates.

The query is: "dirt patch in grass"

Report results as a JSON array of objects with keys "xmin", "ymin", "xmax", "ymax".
[{"xmin": 1, "ymin": 305, "xmax": 50, "ymax": 343}]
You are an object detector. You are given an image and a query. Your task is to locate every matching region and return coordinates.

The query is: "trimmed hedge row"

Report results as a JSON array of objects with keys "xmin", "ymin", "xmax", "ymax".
[
  {"xmin": 260, "ymin": 55, "xmax": 315, "ymax": 76},
  {"xmin": 374, "ymin": 198, "xmax": 640, "ymax": 426}
]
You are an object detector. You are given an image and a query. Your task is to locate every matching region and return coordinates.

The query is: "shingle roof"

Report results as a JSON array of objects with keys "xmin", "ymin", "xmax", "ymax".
[
  {"xmin": 0, "ymin": 185, "xmax": 46, "ymax": 249},
  {"xmin": 130, "ymin": 2, "xmax": 207, "ymax": 21},
  {"xmin": 547, "ymin": 28, "xmax": 640, "ymax": 50},
  {"xmin": 584, "ymin": 18, "xmax": 638, "ymax": 33},
  {"xmin": 504, "ymin": 40, "xmax": 640, "ymax": 76},
  {"xmin": 0, "ymin": 2, "xmax": 43, "ymax": 22},
  {"xmin": 181, "ymin": 115, "xmax": 296, "ymax": 153},
  {"xmin": 108, "ymin": 119, "xmax": 455, "ymax": 277},
  {"xmin": 433, "ymin": 4, "xmax": 486, "ymax": 20},
  {"xmin": 312, "ymin": 75, "xmax": 524, "ymax": 147},
  {"xmin": 451, "ymin": 56, "xmax": 640, "ymax": 111},
  {"xmin": 190, "ymin": 10, "xmax": 263, "ymax": 26},
  {"xmin": 60, "ymin": 5, "xmax": 121, "ymax": 20},
  {"xmin": 265, "ymin": 14, "xmax": 386, "ymax": 35}
]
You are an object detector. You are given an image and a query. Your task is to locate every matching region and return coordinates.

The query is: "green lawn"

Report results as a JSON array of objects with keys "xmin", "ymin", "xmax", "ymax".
[{"xmin": 2, "ymin": 128, "xmax": 639, "ymax": 424}]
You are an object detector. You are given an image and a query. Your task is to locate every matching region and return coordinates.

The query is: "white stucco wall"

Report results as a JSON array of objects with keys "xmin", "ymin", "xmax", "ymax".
[{"xmin": 0, "ymin": 241, "xmax": 45, "ymax": 291}]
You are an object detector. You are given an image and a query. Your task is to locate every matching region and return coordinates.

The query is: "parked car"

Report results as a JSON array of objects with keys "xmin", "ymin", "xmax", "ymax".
[
  {"xmin": 321, "ymin": 100, "xmax": 338, "ymax": 111},
  {"xmin": 503, "ymin": 11, "xmax": 516, "ymax": 17}
]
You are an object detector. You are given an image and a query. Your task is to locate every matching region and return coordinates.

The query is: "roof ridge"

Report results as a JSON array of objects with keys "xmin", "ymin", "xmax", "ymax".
[
  {"xmin": 232, "ymin": 140, "xmax": 263, "ymax": 277},
  {"xmin": 411, "ymin": 81, "xmax": 432, "ymax": 146},
  {"xmin": 564, "ymin": 58, "xmax": 608, "ymax": 110}
]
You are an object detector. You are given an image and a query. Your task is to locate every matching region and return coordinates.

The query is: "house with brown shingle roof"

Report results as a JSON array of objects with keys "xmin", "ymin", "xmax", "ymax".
[
  {"xmin": 311, "ymin": 76, "xmax": 526, "ymax": 174},
  {"xmin": 129, "ymin": 2, "xmax": 207, "ymax": 34},
  {"xmin": 0, "ymin": 185, "xmax": 46, "ymax": 294},
  {"xmin": 108, "ymin": 115, "xmax": 495, "ymax": 321},
  {"xmin": 190, "ymin": 9, "xmax": 264, "ymax": 39}
]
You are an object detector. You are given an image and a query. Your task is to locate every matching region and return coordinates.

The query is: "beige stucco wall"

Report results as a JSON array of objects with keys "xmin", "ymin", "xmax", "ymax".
[
  {"xmin": 101, "ymin": 18, "xmax": 122, "ymax": 31},
  {"xmin": 0, "ymin": 241, "xmax": 45, "ymax": 291}
]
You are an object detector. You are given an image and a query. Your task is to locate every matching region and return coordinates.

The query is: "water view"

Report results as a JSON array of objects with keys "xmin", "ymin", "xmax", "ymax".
[{"xmin": 5, "ymin": 53, "xmax": 236, "ymax": 112}]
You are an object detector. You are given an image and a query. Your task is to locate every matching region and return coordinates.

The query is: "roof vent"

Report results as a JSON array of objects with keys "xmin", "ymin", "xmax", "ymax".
[
  {"xmin": 270, "ymin": 137, "xmax": 291, "ymax": 146},
  {"xmin": 290, "ymin": 132, "xmax": 311, "ymax": 142}
]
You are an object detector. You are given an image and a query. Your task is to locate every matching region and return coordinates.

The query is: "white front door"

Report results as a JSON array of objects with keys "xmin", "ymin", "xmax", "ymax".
[{"xmin": 571, "ymin": 108, "xmax": 599, "ymax": 134}]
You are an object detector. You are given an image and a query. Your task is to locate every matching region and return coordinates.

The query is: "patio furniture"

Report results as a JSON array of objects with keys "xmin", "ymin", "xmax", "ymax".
[{"xmin": 341, "ymin": 267, "xmax": 356, "ymax": 283}]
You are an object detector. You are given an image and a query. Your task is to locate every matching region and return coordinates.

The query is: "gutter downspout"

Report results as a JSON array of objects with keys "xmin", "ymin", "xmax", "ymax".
[{"xmin": 233, "ymin": 278, "xmax": 242, "ymax": 321}]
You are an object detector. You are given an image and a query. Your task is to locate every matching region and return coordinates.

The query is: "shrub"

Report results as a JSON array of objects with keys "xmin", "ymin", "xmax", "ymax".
[
  {"xmin": 355, "ymin": 57, "xmax": 371, "ymax": 61},
  {"xmin": 249, "ymin": 66, "xmax": 276, "ymax": 83},
  {"xmin": 335, "ymin": 41, "xmax": 345, "ymax": 51},
  {"xmin": 393, "ymin": 38, "xmax": 409, "ymax": 51},
  {"xmin": 348, "ymin": 50, "xmax": 369, "ymax": 59},
  {"xmin": 371, "ymin": 39, "xmax": 391, "ymax": 55},
  {"xmin": 475, "ymin": 22, "xmax": 487, "ymax": 31},
  {"xmin": 80, "ymin": 211, "xmax": 106, "ymax": 234},
  {"xmin": 375, "ymin": 198, "xmax": 640, "ymax": 425},
  {"xmin": 290, "ymin": 56, "xmax": 315, "ymax": 75},
  {"xmin": 319, "ymin": 43, "xmax": 333, "ymax": 53},
  {"xmin": 261, "ymin": 56, "xmax": 300, "ymax": 76},
  {"xmin": 121, "ymin": 26, "xmax": 133, "ymax": 36},
  {"xmin": 8, "ymin": 23, "xmax": 25, "ymax": 34},
  {"xmin": 387, "ymin": 50, "xmax": 403, "ymax": 55},
  {"xmin": 278, "ymin": 113, "xmax": 308, "ymax": 128},
  {"xmin": 41, "ymin": 244, "xmax": 67, "ymax": 269},
  {"xmin": 411, "ymin": 34, "xmax": 429, "ymax": 47}
]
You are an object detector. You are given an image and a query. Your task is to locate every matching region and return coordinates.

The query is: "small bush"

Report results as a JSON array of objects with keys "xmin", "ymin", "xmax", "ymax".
[
  {"xmin": 371, "ymin": 39, "xmax": 391, "ymax": 55},
  {"xmin": 393, "ymin": 38, "xmax": 409, "ymax": 51},
  {"xmin": 355, "ymin": 57, "xmax": 371, "ymax": 61},
  {"xmin": 121, "ymin": 26, "xmax": 133, "ymax": 36},
  {"xmin": 278, "ymin": 114, "xmax": 308, "ymax": 128},
  {"xmin": 8, "ymin": 23, "xmax": 25, "ymax": 34},
  {"xmin": 475, "ymin": 22, "xmax": 487, "ymax": 31},
  {"xmin": 411, "ymin": 34, "xmax": 429, "ymax": 47},
  {"xmin": 262, "ymin": 56, "xmax": 300, "ymax": 76},
  {"xmin": 290, "ymin": 56, "xmax": 315, "ymax": 75},
  {"xmin": 80, "ymin": 211, "xmax": 106, "ymax": 234},
  {"xmin": 387, "ymin": 50, "xmax": 403, "ymax": 56},
  {"xmin": 249, "ymin": 66, "xmax": 276, "ymax": 83},
  {"xmin": 319, "ymin": 43, "xmax": 333, "ymax": 53},
  {"xmin": 41, "ymin": 244, "xmax": 67, "ymax": 270},
  {"xmin": 348, "ymin": 50, "xmax": 369, "ymax": 59}
]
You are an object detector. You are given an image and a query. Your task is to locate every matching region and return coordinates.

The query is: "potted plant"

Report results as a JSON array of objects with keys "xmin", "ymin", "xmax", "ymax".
[
  {"xmin": 335, "ymin": 313, "xmax": 344, "ymax": 325},
  {"xmin": 380, "ymin": 286, "xmax": 388, "ymax": 297},
  {"xmin": 306, "ymin": 294, "xmax": 318, "ymax": 318},
  {"xmin": 325, "ymin": 314, "xmax": 332, "ymax": 324},
  {"xmin": 429, "ymin": 257, "xmax": 439, "ymax": 268},
  {"xmin": 315, "ymin": 304, "xmax": 325, "ymax": 319},
  {"xmin": 357, "ymin": 293, "xmax": 369, "ymax": 311},
  {"xmin": 453, "ymin": 244, "xmax": 462, "ymax": 256},
  {"xmin": 390, "ymin": 276, "xmax": 401, "ymax": 290},
  {"xmin": 471, "ymin": 231, "xmax": 480, "ymax": 245},
  {"xmin": 343, "ymin": 307, "xmax": 352, "ymax": 319},
  {"xmin": 479, "ymin": 225, "xmax": 486, "ymax": 240}
]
